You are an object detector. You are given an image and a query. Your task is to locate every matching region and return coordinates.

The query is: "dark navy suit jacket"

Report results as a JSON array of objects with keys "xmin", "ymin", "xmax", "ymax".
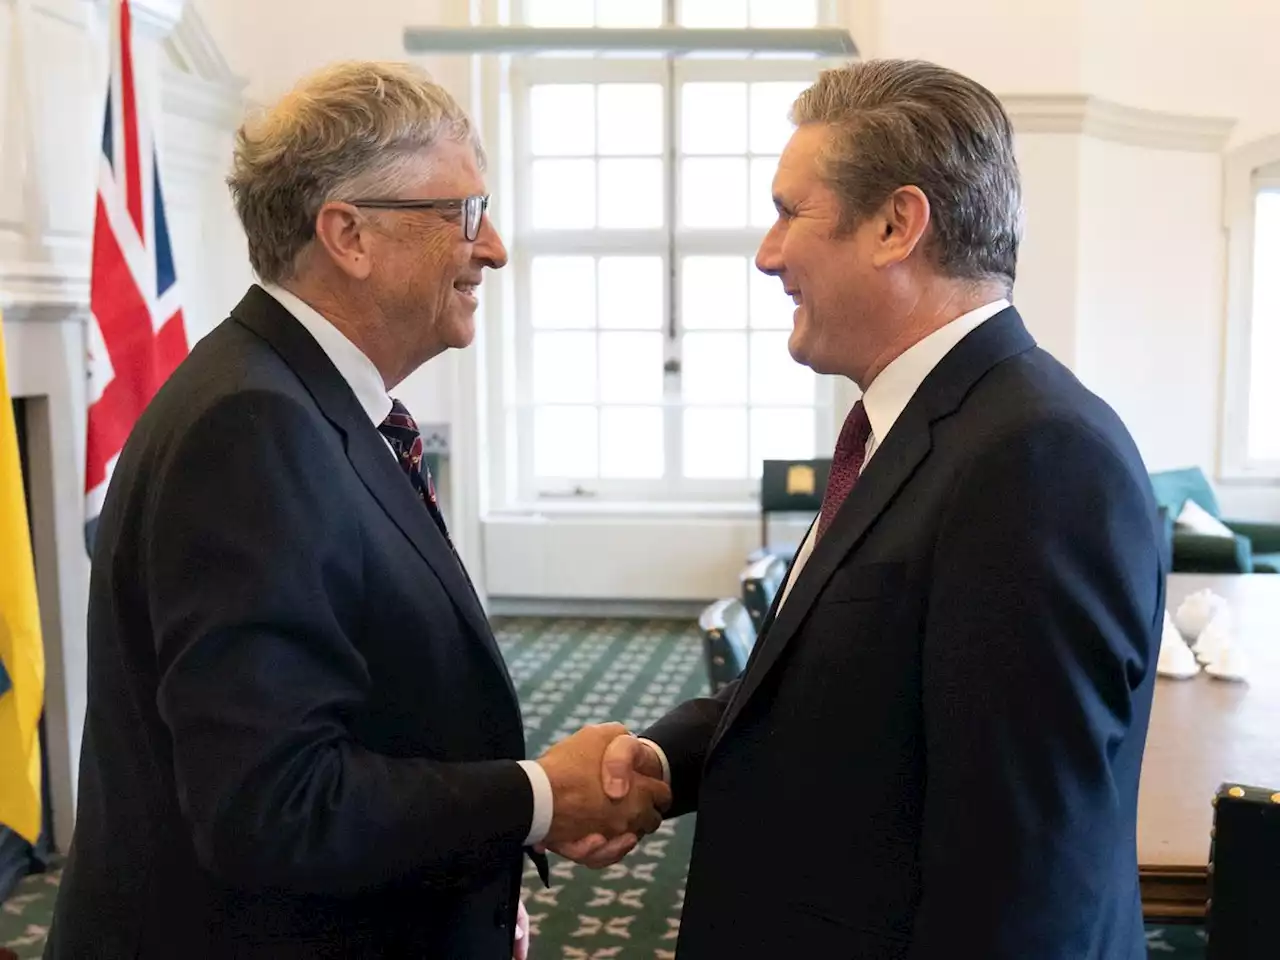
[
  {"xmin": 648, "ymin": 308, "xmax": 1164, "ymax": 959},
  {"xmin": 48, "ymin": 286, "xmax": 536, "ymax": 958}
]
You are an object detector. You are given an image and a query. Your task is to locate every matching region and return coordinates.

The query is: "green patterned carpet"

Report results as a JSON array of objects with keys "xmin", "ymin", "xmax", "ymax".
[{"xmin": 2, "ymin": 617, "xmax": 1207, "ymax": 958}]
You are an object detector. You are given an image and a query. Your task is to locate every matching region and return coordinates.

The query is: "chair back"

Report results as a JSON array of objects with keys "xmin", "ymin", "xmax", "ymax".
[
  {"xmin": 760, "ymin": 458, "xmax": 830, "ymax": 552},
  {"xmin": 739, "ymin": 553, "xmax": 788, "ymax": 631},
  {"xmin": 1207, "ymin": 781, "xmax": 1280, "ymax": 959},
  {"xmin": 698, "ymin": 598, "xmax": 757, "ymax": 694}
]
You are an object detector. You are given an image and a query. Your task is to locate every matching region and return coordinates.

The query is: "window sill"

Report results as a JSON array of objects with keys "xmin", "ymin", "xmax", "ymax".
[
  {"xmin": 487, "ymin": 499, "xmax": 764, "ymax": 521},
  {"xmin": 1216, "ymin": 468, "xmax": 1280, "ymax": 487}
]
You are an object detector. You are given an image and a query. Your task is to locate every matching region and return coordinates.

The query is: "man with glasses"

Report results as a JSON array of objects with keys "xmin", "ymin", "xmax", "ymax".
[{"xmin": 46, "ymin": 61, "xmax": 669, "ymax": 960}]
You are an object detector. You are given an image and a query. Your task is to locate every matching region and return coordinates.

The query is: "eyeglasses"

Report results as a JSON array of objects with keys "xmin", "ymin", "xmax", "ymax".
[{"xmin": 349, "ymin": 194, "xmax": 490, "ymax": 242}]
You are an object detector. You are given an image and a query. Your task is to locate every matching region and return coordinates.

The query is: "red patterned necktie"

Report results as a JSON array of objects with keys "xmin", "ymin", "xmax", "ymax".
[
  {"xmin": 816, "ymin": 400, "xmax": 873, "ymax": 541},
  {"xmin": 378, "ymin": 399, "xmax": 450, "ymax": 542}
]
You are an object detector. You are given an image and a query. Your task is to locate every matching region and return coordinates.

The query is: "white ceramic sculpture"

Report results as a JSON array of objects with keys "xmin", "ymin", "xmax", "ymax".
[
  {"xmin": 1192, "ymin": 614, "xmax": 1233, "ymax": 665},
  {"xmin": 1174, "ymin": 588, "xmax": 1228, "ymax": 640},
  {"xmin": 1205, "ymin": 644, "xmax": 1251, "ymax": 683}
]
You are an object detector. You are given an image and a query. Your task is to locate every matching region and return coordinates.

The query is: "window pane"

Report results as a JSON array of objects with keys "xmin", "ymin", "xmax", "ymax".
[
  {"xmin": 530, "ymin": 85, "xmax": 595, "ymax": 156},
  {"xmin": 601, "ymin": 407, "xmax": 664, "ymax": 478},
  {"xmin": 532, "ymin": 256, "xmax": 596, "ymax": 329},
  {"xmin": 751, "ymin": 408, "xmax": 816, "ymax": 475},
  {"xmin": 684, "ymin": 408, "xmax": 748, "ymax": 478},
  {"xmin": 534, "ymin": 332, "xmax": 597, "ymax": 403},
  {"xmin": 751, "ymin": 331, "xmax": 813, "ymax": 403},
  {"xmin": 600, "ymin": 256, "xmax": 664, "ymax": 329},
  {"xmin": 600, "ymin": 333, "xmax": 664, "ymax": 403},
  {"xmin": 750, "ymin": 267, "xmax": 794, "ymax": 329},
  {"xmin": 598, "ymin": 84, "xmax": 664, "ymax": 155},
  {"xmin": 749, "ymin": 0, "xmax": 818, "ymax": 27},
  {"xmin": 750, "ymin": 156, "xmax": 780, "ymax": 228},
  {"xmin": 1249, "ymin": 191, "xmax": 1280, "ymax": 460},
  {"xmin": 682, "ymin": 256, "xmax": 747, "ymax": 330},
  {"xmin": 599, "ymin": 159, "xmax": 665, "ymax": 228},
  {"xmin": 681, "ymin": 83, "xmax": 747, "ymax": 155},
  {"xmin": 680, "ymin": 0, "xmax": 747, "ymax": 27},
  {"xmin": 532, "ymin": 160, "xmax": 597, "ymax": 228},
  {"xmin": 750, "ymin": 82, "xmax": 806, "ymax": 154},
  {"xmin": 682, "ymin": 158, "xmax": 748, "ymax": 228},
  {"xmin": 535, "ymin": 407, "xmax": 599, "ymax": 477},
  {"xmin": 597, "ymin": 0, "xmax": 664, "ymax": 28},
  {"xmin": 683, "ymin": 332, "xmax": 748, "ymax": 403}
]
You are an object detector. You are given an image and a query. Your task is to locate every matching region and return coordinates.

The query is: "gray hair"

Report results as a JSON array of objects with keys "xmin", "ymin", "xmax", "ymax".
[
  {"xmin": 791, "ymin": 59, "xmax": 1023, "ymax": 288},
  {"xmin": 227, "ymin": 60, "xmax": 485, "ymax": 284}
]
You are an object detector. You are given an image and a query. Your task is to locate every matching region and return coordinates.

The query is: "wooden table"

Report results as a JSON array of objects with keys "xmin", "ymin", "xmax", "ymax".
[{"xmin": 1138, "ymin": 574, "xmax": 1280, "ymax": 920}]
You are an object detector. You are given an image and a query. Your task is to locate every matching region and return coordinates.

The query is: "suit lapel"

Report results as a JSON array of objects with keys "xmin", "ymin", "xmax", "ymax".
[
  {"xmin": 230, "ymin": 287, "xmax": 518, "ymax": 706},
  {"xmin": 344, "ymin": 420, "xmax": 520, "ymax": 706},
  {"xmin": 710, "ymin": 306, "xmax": 1037, "ymax": 753}
]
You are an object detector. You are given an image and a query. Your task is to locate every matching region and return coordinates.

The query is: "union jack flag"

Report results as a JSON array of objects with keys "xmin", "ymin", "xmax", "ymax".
[{"xmin": 85, "ymin": 0, "xmax": 188, "ymax": 549}]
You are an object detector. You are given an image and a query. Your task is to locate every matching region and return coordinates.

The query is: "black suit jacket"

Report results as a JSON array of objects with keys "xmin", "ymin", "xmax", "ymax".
[
  {"xmin": 47, "ymin": 287, "xmax": 539, "ymax": 958},
  {"xmin": 647, "ymin": 308, "xmax": 1164, "ymax": 959}
]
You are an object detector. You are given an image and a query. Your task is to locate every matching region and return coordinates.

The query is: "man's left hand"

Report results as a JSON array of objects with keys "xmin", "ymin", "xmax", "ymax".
[{"xmin": 513, "ymin": 899, "xmax": 530, "ymax": 960}]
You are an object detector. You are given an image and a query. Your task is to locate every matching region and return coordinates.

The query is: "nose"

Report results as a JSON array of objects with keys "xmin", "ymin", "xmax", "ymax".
[
  {"xmin": 755, "ymin": 220, "xmax": 784, "ymax": 277},
  {"xmin": 474, "ymin": 214, "xmax": 508, "ymax": 270}
]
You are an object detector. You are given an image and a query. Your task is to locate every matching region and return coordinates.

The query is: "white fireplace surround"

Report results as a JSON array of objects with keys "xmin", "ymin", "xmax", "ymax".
[{"xmin": 1, "ymin": 0, "xmax": 247, "ymax": 847}]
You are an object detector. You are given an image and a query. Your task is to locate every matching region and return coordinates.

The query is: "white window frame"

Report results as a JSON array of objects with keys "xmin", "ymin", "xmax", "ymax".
[
  {"xmin": 479, "ymin": 0, "xmax": 844, "ymax": 511},
  {"xmin": 1222, "ymin": 136, "xmax": 1280, "ymax": 482}
]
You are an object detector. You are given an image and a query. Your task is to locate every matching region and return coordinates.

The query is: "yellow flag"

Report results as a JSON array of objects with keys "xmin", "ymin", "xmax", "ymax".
[{"xmin": 0, "ymin": 308, "xmax": 44, "ymax": 844}]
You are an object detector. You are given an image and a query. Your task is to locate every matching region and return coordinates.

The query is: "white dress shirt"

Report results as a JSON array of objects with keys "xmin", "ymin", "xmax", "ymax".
[
  {"xmin": 261, "ymin": 283, "xmax": 554, "ymax": 846},
  {"xmin": 641, "ymin": 299, "xmax": 1011, "ymax": 788}
]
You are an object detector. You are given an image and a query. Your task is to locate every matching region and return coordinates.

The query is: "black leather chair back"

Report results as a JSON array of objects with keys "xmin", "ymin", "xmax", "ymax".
[
  {"xmin": 1207, "ymin": 781, "xmax": 1280, "ymax": 959},
  {"xmin": 739, "ymin": 553, "xmax": 788, "ymax": 631},
  {"xmin": 699, "ymin": 598, "xmax": 757, "ymax": 694}
]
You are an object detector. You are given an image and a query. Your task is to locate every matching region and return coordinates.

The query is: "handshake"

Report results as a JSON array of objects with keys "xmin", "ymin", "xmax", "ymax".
[{"xmin": 534, "ymin": 722, "xmax": 670, "ymax": 869}]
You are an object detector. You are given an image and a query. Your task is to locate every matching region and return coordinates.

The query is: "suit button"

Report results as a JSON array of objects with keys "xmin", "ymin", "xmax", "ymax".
[{"xmin": 494, "ymin": 902, "xmax": 509, "ymax": 928}]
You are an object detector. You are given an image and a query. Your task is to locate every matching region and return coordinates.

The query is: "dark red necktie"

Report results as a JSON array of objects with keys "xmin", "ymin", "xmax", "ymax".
[
  {"xmin": 816, "ymin": 400, "xmax": 873, "ymax": 541},
  {"xmin": 378, "ymin": 399, "xmax": 450, "ymax": 542}
]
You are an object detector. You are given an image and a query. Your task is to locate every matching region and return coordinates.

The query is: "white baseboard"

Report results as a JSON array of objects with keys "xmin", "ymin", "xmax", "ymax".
[{"xmin": 488, "ymin": 596, "xmax": 710, "ymax": 620}]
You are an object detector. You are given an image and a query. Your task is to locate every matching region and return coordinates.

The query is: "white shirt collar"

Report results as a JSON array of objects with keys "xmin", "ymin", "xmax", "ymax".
[
  {"xmin": 260, "ymin": 283, "xmax": 393, "ymax": 428},
  {"xmin": 860, "ymin": 299, "xmax": 1010, "ymax": 456}
]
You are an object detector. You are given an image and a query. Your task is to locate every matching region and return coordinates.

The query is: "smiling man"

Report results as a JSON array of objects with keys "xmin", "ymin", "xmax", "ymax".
[
  {"xmin": 45, "ymin": 61, "xmax": 669, "ymax": 959},
  {"xmin": 588, "ymin": 59, "xmax": 1166, "ymax": 958}
]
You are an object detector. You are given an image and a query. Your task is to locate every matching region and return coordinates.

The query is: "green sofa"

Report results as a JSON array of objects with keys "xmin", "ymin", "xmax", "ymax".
[{"xmin": 1149, "ymin": 467, "xmax": 1280, "ymax": 574}]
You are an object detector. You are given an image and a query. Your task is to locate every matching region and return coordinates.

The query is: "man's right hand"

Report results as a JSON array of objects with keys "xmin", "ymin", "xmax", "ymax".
[{"xmin": 536, "ymin": 723, "xmax": 670, "ymax": 852}]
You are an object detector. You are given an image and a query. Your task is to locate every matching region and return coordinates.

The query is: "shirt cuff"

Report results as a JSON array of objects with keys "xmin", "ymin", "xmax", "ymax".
[
  {"xmin": 518, "ymin": 760, "xmax": 554, "ymax": 846},
  {"xmin": 636, "ymin": 737, "xmax": 671, "ymax": 785}
]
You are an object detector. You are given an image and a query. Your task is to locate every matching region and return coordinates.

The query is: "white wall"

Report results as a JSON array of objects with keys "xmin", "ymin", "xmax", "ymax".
[
  {"xmin": 1073, "ymin": 138, "xmax": 1224, "ymax": 474},
  {"xmin": 868, "ymin": 0, "xmax": 1088, "ymax": 95},
  {"xmin": 192, "ymin": 0, "xmax": 451, "ymax": 103},
  {"xmin": 1081, "ymin": 0, "xmax": 1280, "ymax": 149},
  {"xmin": 1010, "ymin": 133, "xmax": 1083, "ymax": 368}
]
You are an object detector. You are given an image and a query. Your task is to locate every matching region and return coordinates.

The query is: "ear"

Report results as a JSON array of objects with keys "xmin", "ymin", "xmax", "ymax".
[
  {"xmin": 871, "ymin": 185, "xmax": 930, "ymax": 268},
  {"xmin": 313, "ymin": 202, "xmax": 375, "ymax": 280}
]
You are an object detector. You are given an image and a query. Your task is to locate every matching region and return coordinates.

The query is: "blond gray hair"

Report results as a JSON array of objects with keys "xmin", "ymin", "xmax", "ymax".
[
  {"xmin": 791, "ymin": 59, "xmax": 1022, "ymax": 288},
  {"xmin": 227, "ymin": 61, "xmax": 484, "ymax": 284}
]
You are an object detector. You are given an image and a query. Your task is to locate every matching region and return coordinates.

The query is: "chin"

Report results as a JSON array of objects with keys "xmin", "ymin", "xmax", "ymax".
[
  {"xmin": 788, "ymin": 326, "xmax": 817, "ymax": 371},
  {"xmin": 446, "ymin": 316, "xmax": 477, "ymax": 350}
]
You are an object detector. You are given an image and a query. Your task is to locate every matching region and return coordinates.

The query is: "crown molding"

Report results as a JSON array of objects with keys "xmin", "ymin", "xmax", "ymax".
[
  {"xmin": 95, "ymin": 0, "xmax": 188, "ymax": 40},
  {"xmin": 1003, "ymin": 94, "xmax": 1235, "ymax": 153},
  {"xmin": 161, "ymin": 64, "xmax": 245, "ymax": 129},
  {"xmin": 166, "ymin": 2, "xmax": 245, "ymax": 89}
]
